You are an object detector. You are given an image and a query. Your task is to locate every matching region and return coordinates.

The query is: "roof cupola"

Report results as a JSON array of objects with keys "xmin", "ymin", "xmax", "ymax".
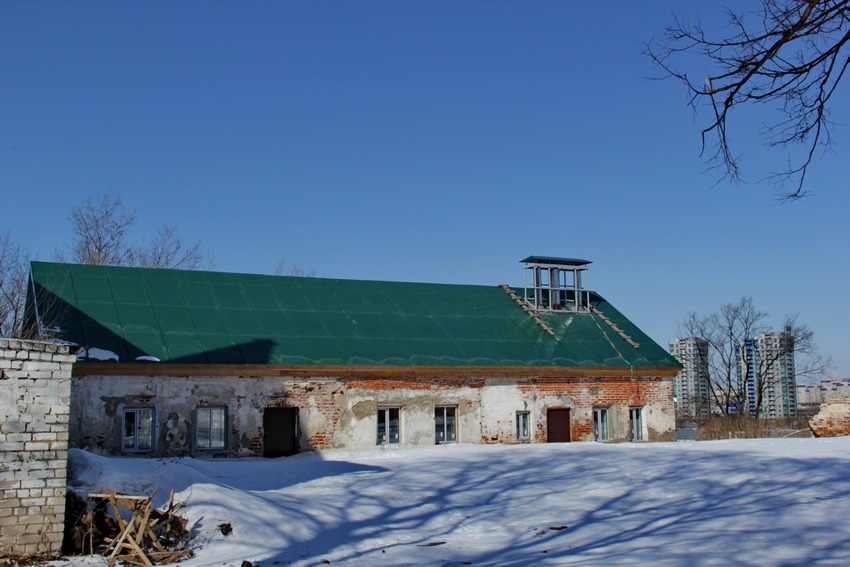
[{"xmin": 521, "ymin": 256, "xmax": 591, "ymax": 313}]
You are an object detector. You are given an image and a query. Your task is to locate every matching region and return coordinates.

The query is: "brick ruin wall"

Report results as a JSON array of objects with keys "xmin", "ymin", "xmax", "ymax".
[
  {"xmin": 809, "ymin": 397, "xmax": 850, "ymax": 437},
  {"xmin": 0, "ymin": 339, "xmax": 75, "ymax": 559},
  {"xmin": 71, "ymin": 371, "xmax": 675, "ymax": 457}
]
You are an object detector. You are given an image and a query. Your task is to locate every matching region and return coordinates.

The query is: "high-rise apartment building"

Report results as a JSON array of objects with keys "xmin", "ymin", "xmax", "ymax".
[
  {"xmin": 797, "ymin": 378, "xmax": 850, "ymax": 406},
  {"xmin": 669, "ymin": 338, "xmax": 711, "ymax": 420},
  {"xmin": 739, "ymin": 332, "xmax": 797, "ymax": 418}
]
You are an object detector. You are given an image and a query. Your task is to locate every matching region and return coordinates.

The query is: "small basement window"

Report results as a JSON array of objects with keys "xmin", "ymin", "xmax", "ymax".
[
  {"xmin": 123, "ymin": 408, "xmax": 154, "ymax": 453},
  {"xmin": 516, "ymin": 411, "xmax": 531, "ymax": 440},
  {"xmin": 197, "ymin": 407, "xmax": 227, "ymax": 450},
  {"xmin": 435, "ymin": 406, "xmax": 457, "ymax": 443},
  {"xmin": 630, "ymin": 407, "xmax": 644, "ymax": 441},
  {"xmin": 592, "ymin": 407, "xmax": 609, "ymax": 441},
  {"xmin": 377, "ymin": 407, "xmax": 400, "ymax": 445}
]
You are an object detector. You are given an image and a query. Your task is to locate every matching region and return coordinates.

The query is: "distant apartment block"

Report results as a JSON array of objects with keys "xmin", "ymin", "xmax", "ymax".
[
  {"xmin": 797, "ymin": 379, "xmax": 850, "ymax": 411},
  {"xmin": 669, "ymin": 338, "xmax": 711, "ymax": 421},
  {"xmin": 739, "ymin": 333, "xmax": 797, "ymax": 418}
]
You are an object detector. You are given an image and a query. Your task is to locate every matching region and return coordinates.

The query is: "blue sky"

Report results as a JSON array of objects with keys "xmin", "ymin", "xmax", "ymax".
[{"xmin": 2, "ymin": 1, "xmax": 847, "ymax": 377}]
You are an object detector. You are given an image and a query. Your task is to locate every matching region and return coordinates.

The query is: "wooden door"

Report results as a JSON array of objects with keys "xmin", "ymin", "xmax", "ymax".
[
  {"xmin": 263, "ymin": 407, "xmax": 299, "ymax": 457},
  {"xmin": 547, "ymin": 408, "xmax": 571, "ymax": 443}
]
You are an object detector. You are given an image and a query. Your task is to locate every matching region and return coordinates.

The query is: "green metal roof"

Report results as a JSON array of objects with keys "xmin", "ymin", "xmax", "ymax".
[{"xmin": 27, "ymin": 262, "xmax": 680, "ymax": 369}]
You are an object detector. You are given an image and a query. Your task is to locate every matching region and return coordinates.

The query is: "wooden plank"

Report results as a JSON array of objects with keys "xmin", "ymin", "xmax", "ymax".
[
  {"xmin": 89, "ymin": 493, "xmax": 151, "ymax": 501},
  {"xmin": 94, "ymin": 489, "xmax": 189, "ymax": 566},
  {"xmin": 108, "ymin": 494, "xmax": 127, "ymax": 534},
  {"xmin": 74, "ymin": 362, "xmax": 679, "ymax": 378},
  {"xmin": 107, "ymin": 518, "xmax": 134, "ymax": 566},
  {"xmin": 122, "ymin": 534, "xmax": 154, "ymax": 567},
  {"xmin": 145, "ymin": 513, "xmax": 167, "ymax": 553},
  {"xmin": 135, "ymin": 501, "xmax": 153, "ymax": 546}
]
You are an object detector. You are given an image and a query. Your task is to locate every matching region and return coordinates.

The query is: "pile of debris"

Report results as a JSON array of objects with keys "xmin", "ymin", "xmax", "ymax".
[{"xmin": 64, "ymin": 489, "xmax": 191, "ymax": 566}]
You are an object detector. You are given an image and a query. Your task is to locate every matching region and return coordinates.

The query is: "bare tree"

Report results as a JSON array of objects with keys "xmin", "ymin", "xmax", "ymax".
[
  {"xmin": 0, "ymin": 232, "xmax": 29, "ymax": 338},
  {"xmin": 681, "ymin": 297, "xmax": 831, "ymax": 418},
  {"xmin": 779, "ymin": 314, "xmax": 832, "ymax": 384},
  {"xmin": 64, "ymin": 191, "xmax": 209, "ymax": 270},
  {"xmin": 646, "ymin": 0, "xmax": 850, "ymax": 200},
  {"xmin": 273, "ymin": 259, "xmax": 318, "ymax": 278},
  {"xmin": 67, "ymin": 192, "xmax": 136, "ymax": 266},
  {"xmin": 3, "ymin": 193, "xmax": 208, "ymax": 338},
  {"xmin": 2, "ymin": 232, "xmax": 72, "ymax": 340},
  {"xmin": 135, "ymin": 225, "xmax": 207, "ymax": 270},
  {"xmin": 682, "ymin": 298, "xmax": 766, "ymax": 416}
]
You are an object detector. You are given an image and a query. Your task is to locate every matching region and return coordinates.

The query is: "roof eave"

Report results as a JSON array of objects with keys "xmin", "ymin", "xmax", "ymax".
[{"xmin": 72, "ymin": 362, "xmax": 681, "ymax": 378}]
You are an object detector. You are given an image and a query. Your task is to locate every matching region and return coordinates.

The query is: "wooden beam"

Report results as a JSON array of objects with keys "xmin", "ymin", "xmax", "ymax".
[{"xmin": 73, "ymin": 362, "xmax": 681, "ymax": 378}]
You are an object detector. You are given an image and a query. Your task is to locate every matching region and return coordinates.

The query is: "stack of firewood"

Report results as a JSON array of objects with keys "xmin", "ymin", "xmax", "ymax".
[{"xmin": 83, "ymin": 489, "xmax": 191, "ymax": 566}]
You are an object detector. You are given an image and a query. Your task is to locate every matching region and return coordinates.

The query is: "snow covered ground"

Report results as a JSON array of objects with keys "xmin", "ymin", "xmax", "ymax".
[{"xmin": 60, "ymin": 438, "xmax": 850, "ymax": 566}]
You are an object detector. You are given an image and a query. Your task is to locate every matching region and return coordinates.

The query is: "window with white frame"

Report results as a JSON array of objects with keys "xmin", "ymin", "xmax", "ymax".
[
  {"xmin": 196, "ymin": 407, "xmax": 227, "ymax": 450},
  {"xmin": 377, "ymin": 407, "xmax": 400, "ymax": 445},
  {"xmin": 516, "ymin": 411, "xmax": 531, "ymax": 440},
  {"xmin": 592, "ymin": 407, "xmax": 609, "ymax": 441},
  {"xmin": 123, "ymin": 408, "xmax": 154, "ymax": 452},
  {"xmin": 630, "ymin": 407, "xmax": 643, "ymax": 441},
  {"xmin": 435, "ymin": 406, "xmax": 457, "ymax": 443}
]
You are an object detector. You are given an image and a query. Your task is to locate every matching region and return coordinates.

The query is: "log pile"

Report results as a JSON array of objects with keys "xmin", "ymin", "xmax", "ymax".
[{"xmin": 66, "ymin": 489, "xmax": 191, "ymax": 566}]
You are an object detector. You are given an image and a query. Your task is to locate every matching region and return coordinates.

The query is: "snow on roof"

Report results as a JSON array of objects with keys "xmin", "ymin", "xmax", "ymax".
[{"xmin": 77, "ymin": 347, "xmax": 119, "ymax": 362}]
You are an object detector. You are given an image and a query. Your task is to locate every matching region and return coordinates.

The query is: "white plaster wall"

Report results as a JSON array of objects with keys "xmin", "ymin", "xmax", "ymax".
[
  {"xmin": 70, "ymin": 374, "xmax": 337, "ymax": 456},
  {"xmin": 335, "ymin": 386, "xmax": 482, "ymax": 448},
  {"xmin": 69, "ymin": 373, "xmax": 676, "ymax": 455},
  {"xmin": 480, "ymin": 378, "xmax": 524, "ymax": 443}
]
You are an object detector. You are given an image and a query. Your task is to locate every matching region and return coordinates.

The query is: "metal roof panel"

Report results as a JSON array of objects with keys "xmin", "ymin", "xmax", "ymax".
[{"xmin": 28, "ymin": 262, "xmax": 680, "ymax": 370}]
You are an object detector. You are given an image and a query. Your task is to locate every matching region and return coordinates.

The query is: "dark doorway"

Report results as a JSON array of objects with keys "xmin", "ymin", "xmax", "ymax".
[
  {"xmin": 263, "ymin": 407, "xmax": 299, "ymax": 457},
  {"xmin": 547, "ymin": 408, "xmax": 571, "ymax": 442}
]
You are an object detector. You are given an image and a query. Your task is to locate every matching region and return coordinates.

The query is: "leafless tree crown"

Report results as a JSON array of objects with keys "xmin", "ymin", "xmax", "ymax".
[
  {"xmin": 68, "ymin": 192, "xmax": 136, "ymax": 266},
  {"xmin": 679, "ymin": 297, "xmax": 831, "ymax": 418},
  {"xmin": 64, "ymin": 192, "xmax": 209, "ymax": 270},
  {"xmin": 273, "ymin": 259, "xmax": 318, "ymax": 278},
  {"xmin": 0, "ymin": 232, "xmax": 63, "ymax": 339},
  {"xmin": 0, "ymin": 232, "xmax": 29, "ymax": 338},
  {"xmin": 135, "ymin": 225, "xmax": 207, "ymax": 270},
  {"xmin": 646, "ymin": 0, "xmax": 850, "ymax": 200},
  {"xmin": 0, "ymin": 193, "xmax": 210, "ymax": 338}
]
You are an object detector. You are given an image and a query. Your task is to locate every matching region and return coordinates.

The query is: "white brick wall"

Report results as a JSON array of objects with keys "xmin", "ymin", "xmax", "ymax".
[{"xmin": 0, "ymin": 338, "xmax": 74, "ymax": 559}]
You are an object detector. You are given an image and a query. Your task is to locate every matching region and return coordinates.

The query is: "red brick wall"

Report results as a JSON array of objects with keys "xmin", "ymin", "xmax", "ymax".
[
  {"xmin": 264, "ymin": 375, "xmax": 674, "ymax": 450},
  {"xmin": 809, "ymin": 398, "xmax": 850, "ymax": 437},
  {"xmin": 347, "ymin": 376, "xmax": 486, "ymax": 390},
  {"xmin": 521, "ymin": 376, "xmax": 672, "ymax": 442},
  {"xmin": 73, "ymin": 372, "xmax": 674, "ymax": 456},
  {"xmin": 248, "ymin": 381, "xmax": 346, "ymax": 454}
]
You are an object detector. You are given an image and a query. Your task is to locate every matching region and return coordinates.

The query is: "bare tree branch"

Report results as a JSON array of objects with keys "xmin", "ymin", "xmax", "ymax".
[
  {"xmin": 677, "ymin": 297, "xmax": 829, "ymax": 419},
  {"xmin": 136, "ymin": 225, "xmax": 207, "ymax": 270},
  {"xmin": 273, "ymin": 260, "xmax": 318, "ymax": 278},
  {"xmin": 67, "ymin": 191, "xmax": 136, "ymax": 266},
  {"xmin": 63, "ymin": 191, "xmax": 211, "ymax": 270},
  {"xmin": 646, "ymin": 0, "xmax": 850, "ymax": 200},
  {"xmin": 0, "ymin": 232, "xmax": 29, "ymax": 338}
]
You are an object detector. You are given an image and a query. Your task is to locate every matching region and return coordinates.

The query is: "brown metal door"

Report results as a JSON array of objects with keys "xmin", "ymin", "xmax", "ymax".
[
  {"xmin": 547, "ymin": 408, "xmax": 571, "ymax": 443},
  {"xmin": 263, "ymin": 407, "xmax": 299, "ymax": 457}
]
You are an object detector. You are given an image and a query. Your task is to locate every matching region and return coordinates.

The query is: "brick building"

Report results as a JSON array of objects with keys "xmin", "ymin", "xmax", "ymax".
[
  {"xmin": 0, "ymin": 338, "xmax": 75, "ymax": 559},
  {"xmin": 26, "ymin": 257, "xmax": 680, "ymax": 457}
]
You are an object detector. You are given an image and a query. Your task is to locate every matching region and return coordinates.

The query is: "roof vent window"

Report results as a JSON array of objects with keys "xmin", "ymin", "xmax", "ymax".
[{"xmin": 521, "ymin": 256, "xmax": 591, "ymax": 314}]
